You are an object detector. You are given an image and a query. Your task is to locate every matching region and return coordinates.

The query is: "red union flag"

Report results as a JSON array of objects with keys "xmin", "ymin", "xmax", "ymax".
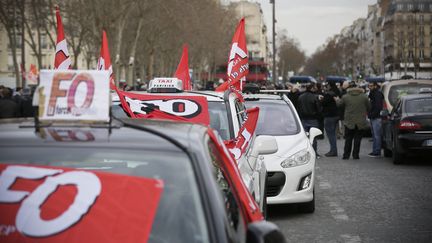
[
  {"xmin": 216, "ymin": 18, "xmax": 248, "ymax": 93},
  {"xmin": 97, "ymin": 30, "xmax": 116, "ymax": 89},
  {"xmin": 116, "ymin": 90, "xmax": 210, "ymax": 125},
  {"xmin": 225, "ymin": 107, "xmax": 259, "ymax": 160},
  {"xmin": 54, "ymin": 7, "xmax": 71, "ymax": 70},
  {"xmin": 174, "ymin": 44, "xmax": 192, "ymax": 90},
  {"xmin": 0, "ymin": 164, "xmax": 163, "ymax": 243}
]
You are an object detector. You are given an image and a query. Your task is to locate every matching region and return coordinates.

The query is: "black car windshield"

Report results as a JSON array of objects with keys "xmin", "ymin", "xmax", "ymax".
[
  {"xmin": 405, "ymin": 98, "xmax": 432, "ymax": 114},
  {"xmin": 246, "ymin": 100, "xmax": 300, "ymax": 136},
  {"xmin": 389, "ymin": 83, "xmax": 432, "ymax": 107},
  {"xmin": 0, "ymin": 147, "xmax": 209, "ymax": 243},
  {"xmin": 208, "ymin": 101, "xmax": 231, "ymax": 140}
]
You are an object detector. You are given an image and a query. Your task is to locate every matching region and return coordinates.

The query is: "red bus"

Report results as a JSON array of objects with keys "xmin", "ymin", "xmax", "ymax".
[{"xmin": 215, "ymin": 60, "xmax": 269, "ymax": 86}]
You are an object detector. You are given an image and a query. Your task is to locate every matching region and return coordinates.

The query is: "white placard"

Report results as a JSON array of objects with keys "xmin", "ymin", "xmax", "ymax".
[{"xmin": 38, "ymin": 70, "xmax": 110, "ymax": 121}]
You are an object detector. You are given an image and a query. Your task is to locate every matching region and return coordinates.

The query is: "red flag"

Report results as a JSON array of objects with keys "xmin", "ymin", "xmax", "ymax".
[
  {"xmin": 54, "ymin": 7, "xmax": 71, "ymax": 70},
  {"xmin": 174, "ymin": 44, "xmax": 192, "ymax": 90},
  {"xmin": 225, "ymin": 107, "xmax": 259, "ymax": 160},
  {"xmin": 207, "ymin": 129, "xmax": 263, "ymax": 223},
  {"xmin": 116, "ymin": 90, "xmax": 210, "ymax": 125},
  {"xmin": 97, "ymin": 30, "xmax": 116, "ymax": 89},
  {"xmin": 216, "ymin": 18, "xmax": 248, "ymax": 93}
]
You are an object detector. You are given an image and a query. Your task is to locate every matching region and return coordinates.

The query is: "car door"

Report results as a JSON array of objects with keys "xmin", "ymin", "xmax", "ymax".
[{"xmin": 390, "ymin": 101, "xmax": 402, "ymax": 151}]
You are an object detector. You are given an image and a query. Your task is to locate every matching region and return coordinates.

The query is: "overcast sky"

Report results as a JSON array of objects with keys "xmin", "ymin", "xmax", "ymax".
[{"xmin": 255, "ymin": 0, "xmax": 377, "ymax": 56}]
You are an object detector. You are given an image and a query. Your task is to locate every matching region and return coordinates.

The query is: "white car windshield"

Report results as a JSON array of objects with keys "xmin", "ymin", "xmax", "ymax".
[
  {"xmin": 246, "ymin": 100, "xmax": 300, "ymax": 136},
  {"xmin": 208, "ymin": 101, "xmax": 231, "ymax": 140}
]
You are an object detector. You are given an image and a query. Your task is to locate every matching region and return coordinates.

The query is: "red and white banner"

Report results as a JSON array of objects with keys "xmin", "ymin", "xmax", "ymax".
[
  {"xmin": 54, "ymin": 7, "xmax": 71, "ymax": 70},
  {"xmin": 225, "ymin": 107, "xmax": 259, "ymax": 160},
  {"xmin": 0, "ymin": 164, "xmax": 163, "ymax": 243},
  {"xmin": 97, "ymin": 30, "xmax": 116, "ymax": 90},
  {"xmin": 116, "ymin": 90, "xmax": 210, "ymax": 125},
  {"xmin": 207, "ymin": 129, "xmax": 262, "ymax": 223},
  {"xmin": 174, "ymin": 44, "xmax": 192, "ymax": 91},
  {"xmin": 216, "ymin": 18, "xmax": 248, "ymax": 93}
]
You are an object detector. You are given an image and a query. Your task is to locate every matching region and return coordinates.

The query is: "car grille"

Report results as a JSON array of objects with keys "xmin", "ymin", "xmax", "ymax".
[{"xmin": 266, "ymin": 172, "xmax": 286, "ymax": 197}]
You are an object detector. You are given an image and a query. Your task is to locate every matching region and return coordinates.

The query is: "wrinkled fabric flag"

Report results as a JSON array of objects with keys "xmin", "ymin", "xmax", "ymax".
[
  {"xmin": 54, "ymin": 7, "xmax": 71, "ymax": 70},
  {"xmin": 216, "ymin": 18, "xmax": 248, "ymax": 93},
  {"xmin": 116, "ymin": 90, "xmax": 210, "ymax": 125},
  {"xmin": 97, "ymin": 30, "xmax": 116, "ymax": 89},
  {"xmin": 174, "ymin": 44, "xmax": 192, "ymax": 90},
  {"xmin": 225, "ymin": 107, "xmax": 259, "ymax": 160}
]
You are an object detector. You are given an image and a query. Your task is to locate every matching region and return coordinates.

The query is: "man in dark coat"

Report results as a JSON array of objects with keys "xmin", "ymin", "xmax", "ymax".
[
  {"xmin": 321, "ymin": 82, "xmax": 341, "ymax": 157},
  {"xmin": 298, "ymin": 83, "xmax": 321, "ymax": 156},
  {"xmin": 368, "ymin": 82, "xmax": 384, "ymax": 157},
  {"xmin": 0, "ymin": 88, "xmax": 20, "ymax": 118}
]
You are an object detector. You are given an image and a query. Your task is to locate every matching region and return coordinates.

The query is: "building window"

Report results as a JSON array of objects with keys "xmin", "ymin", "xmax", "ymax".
[
  {"xmin": 408, "ymin": 50, "xmax": 414, "ymax": 59},
  {"xmin": 408, "ymin": 15, "xmax": 414, "ymax": 25},
  {"xmin": 418, "ymin": 4, "xmax": 424, "ymax": 11},
  {"xmin": 407, "ymin": 4, "xmax": 413, "ymax": 11},
  {"xmin": 41, "ymin": 34, "xmax": 48, "ymax": 49},
  {"xmin": 420, "ymin": 49, "xmax": 424, "ymax": 59},
  {"xmin": 420, "ymin": 38, "xmax": 425, "ymax": 47},
  {"xmin": 420, "ymin": 15, "xmax": 424, "ymax": 24},
  {"xmin": 397, "ymin": 4, "xmax": 403, "ymax": 11},
  {"xmin": 420, "ymin": 26, "xmax": 425, "ymax": 36}
]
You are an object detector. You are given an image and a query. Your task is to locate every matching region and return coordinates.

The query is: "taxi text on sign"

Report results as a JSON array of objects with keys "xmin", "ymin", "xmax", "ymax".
[{"xmin": 38, "ymin": 70, "xmax": 110, "ymax": 121}]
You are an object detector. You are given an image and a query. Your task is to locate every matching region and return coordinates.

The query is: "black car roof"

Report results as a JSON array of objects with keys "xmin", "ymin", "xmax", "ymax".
[{"xmin": 0, "ymin": 118, "xmax": 208, "ymax": 152}]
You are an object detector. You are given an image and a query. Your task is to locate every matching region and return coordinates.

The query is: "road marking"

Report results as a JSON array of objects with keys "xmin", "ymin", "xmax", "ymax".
[
  {"xmin": 319, "ymin": 181, "xmax": 332, "ymax": 189},
  {"xmin": 327, "ymin": 199, "xmax": 349, "ymax": 221},
  {"xmin": 340, "ymin": 234, "xmax": 361, "ymax": 243}
]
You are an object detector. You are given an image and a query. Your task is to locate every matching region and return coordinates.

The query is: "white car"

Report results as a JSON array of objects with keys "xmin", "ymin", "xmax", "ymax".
[
  {"xmin": 111, "ymin": 79, "xmax": 275, "ymax": 216},
  {"xmin": 245, "ymin": 93, "xmax": 321, "ymax": 213}
]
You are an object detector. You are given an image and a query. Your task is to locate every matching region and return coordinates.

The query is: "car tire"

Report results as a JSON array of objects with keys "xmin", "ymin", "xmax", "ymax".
[
  {"xmin": 383, "ymin": 147, "xmax": 392, "ymax": 157},
  {"xmin": 299, "ymin": 190, "xmax": 315, "ymax": 214},
  {"xmin": 392, "ymin": 139, "xmax": 404, "ymax": 165}
]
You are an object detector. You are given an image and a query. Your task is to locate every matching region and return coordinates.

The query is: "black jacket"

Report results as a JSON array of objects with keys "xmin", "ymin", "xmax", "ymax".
[
  {"xmin": 298, "ymin": 91, "xmax": 321, "ymax": 120},
  {"xmin": 0, "ymin": 98, "xmax": 20, "ymax": 118},
  {"xmin": 321, "ymin": 91, "xmax": 339, "ymax": 118},
  {"xmin": 368, "ymin": 89, "xmax": 384, "ymax": 119}
]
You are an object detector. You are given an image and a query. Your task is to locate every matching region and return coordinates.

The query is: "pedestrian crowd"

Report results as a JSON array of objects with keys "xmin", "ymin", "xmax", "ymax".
[
  {"xmin": 0, "ymin": 85, "xmax": 35, "ymax": 119},
  {"xmin": 288, "ymin": 80, "xmax": 384, "ymax": 160}
]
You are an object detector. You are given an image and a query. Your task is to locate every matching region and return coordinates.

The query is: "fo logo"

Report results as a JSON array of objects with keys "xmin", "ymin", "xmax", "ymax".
[{"xmin": 141, "ymin": 99, "xmax": 202, "ymax": 118}]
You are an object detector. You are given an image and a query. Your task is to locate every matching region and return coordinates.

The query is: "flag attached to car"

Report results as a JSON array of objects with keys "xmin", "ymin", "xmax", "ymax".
[{"xmin": 54, "ymin": 7, "xmax": 71, "ymax": 70}]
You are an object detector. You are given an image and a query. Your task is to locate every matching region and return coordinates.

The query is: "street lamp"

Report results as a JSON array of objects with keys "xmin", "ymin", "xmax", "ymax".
[{"xmin": 270, "ymin": 0, "xmax": 276, "ymax": 84}]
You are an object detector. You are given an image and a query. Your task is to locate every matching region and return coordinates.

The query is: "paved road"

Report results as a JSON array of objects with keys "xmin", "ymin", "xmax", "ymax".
[{"xmin": 268, "ymin": 138, "xmax": 432, "ymax": 243}]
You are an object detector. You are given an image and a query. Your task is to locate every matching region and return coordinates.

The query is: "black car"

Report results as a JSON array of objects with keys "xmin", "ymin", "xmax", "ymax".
[
  {"xmin": 0, "ymin": 118, "xmax": 285, "ymax": 243},
  {"xmin": 381, "ymin": 93, "xmax": 432, "ymax": 164}
]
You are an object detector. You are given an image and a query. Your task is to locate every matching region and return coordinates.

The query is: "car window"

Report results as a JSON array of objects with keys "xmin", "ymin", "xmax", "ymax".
[
  {"xmin": 388, "ymin": 83, "xmax": 432, "ymax": 107},
  {"xmin": 208, "ymin": 140, "xmax": 246, "ymax": 243},
  {"xmin": 208, "ymin": 101, "xmax": 231, "ymax": 140},
  {"xmin": 405, "ymin": 98, "xmax": 432, "ymax": 113},
  {"xmin": 235, "ymin": 100, "xmax": 247, "ymax": 127},
  {"xmin": 246, "ymin": 100, "xmax": 300, "ymax": 136},
  {"xmin": 0, "ymin": 147, "xmax": 209, "ymax": 243}
]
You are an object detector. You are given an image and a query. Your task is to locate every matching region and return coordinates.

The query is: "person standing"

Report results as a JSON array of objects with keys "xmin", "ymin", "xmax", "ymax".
[
  {"xmin": 298, "ymin": 83, "xmax": 321, "ymax": 156},
  {"xmin": 336, "ymin": 82, "xmax": 371, "ymax": 160},
  {"xmin": 368, "ymin": 82, "xmax": 384, "ymax": 157},
  {"xmin": 0, "ymin": 88, "xmax": 20, "ymax": 118},
  {"xmin": 321, "ymin": 82, "xmax": 341, "ymax": 157}
]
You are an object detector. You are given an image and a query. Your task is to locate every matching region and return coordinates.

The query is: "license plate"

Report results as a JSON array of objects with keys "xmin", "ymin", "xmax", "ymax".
[{"xmin": 426, "ymin": 140, "xmax": 432, "ymax": 146}]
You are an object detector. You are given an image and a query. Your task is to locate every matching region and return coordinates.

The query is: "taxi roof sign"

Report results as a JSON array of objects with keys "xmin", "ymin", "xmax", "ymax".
[
  {"xmin": 37, "ymin": 70, "xmax": 110, "ymax": 122},
  {"xmin": 148, "ymin": 78, "xmax": 183, "ymax": 93}
]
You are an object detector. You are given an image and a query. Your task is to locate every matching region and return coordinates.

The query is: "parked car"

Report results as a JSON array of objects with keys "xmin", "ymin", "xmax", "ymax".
[
  {"xmin": 245, "ymin": 93, "xmax": 322, "ymax": 213},
  {"xmin": 288, "ymin": 76, "xmax": 317, "ymax": 88},
  {"xmin": 0, "ymin": 117, "xmax": 285, "ymax": 243},
  {"xmin": 381, "ymin": 93, "xmax": 432, "ymax": 164},
  {"xmin": 111, "ymin": 78, "xmax": 272, "ymax": 216},
  {"xmin": 381, "ymin": 79, "xmax": 432, "ymax": 112}
]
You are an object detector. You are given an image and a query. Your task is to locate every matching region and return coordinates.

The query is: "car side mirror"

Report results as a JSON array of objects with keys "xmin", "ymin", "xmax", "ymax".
[
  {"xmin": 253, "ymin": 135, "xmax": 278, "ymax": 155},
  {"xmin": 308, "ymin": 127, "xmax": 322, "ymax": 144},
  {"xmin": 247, "ymin": 221, "xmax": 286, "ymax": 243},
  {"xmin": 380, "ymin": 109, "xmax": 389, "ymax": 117}
]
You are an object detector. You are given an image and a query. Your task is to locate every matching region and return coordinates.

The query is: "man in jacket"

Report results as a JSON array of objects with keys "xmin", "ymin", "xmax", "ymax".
[
  {"xmin": 336, "ymin": 82, "xmax": 371, "ymax": 160},
  {"xmin": 368, "ymin": 82, "xmax": 384, "ymax": 157},
  {"xmin": 321, "ymin": 82, "xmax": 341, "ymax": 157},
  {"xmin": 298, "ymin": 83, "xmax": 321, "ymax": 156}
]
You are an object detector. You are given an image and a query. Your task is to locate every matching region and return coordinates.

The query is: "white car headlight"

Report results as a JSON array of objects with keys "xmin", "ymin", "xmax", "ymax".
[{"xmin": 280, "ymin": 149, "xmax": 311, "ymax": 168}]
